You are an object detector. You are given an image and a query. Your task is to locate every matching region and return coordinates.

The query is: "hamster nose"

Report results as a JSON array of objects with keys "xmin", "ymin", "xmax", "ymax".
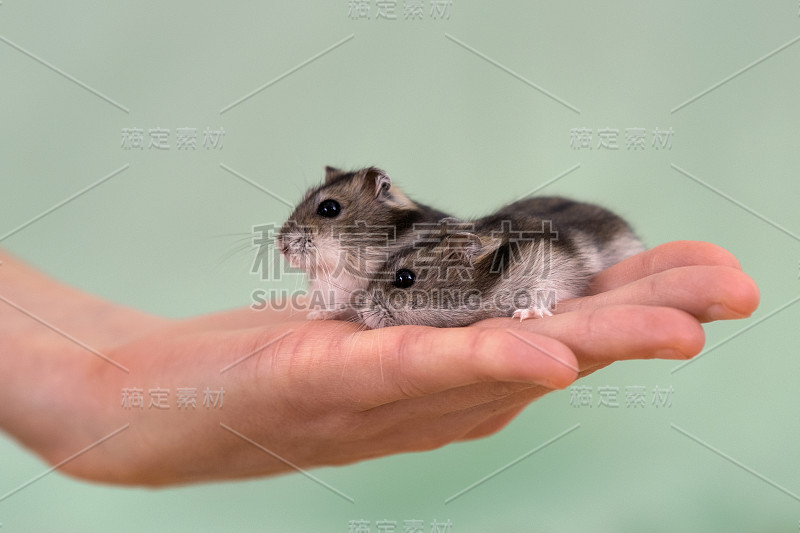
[{"xmin": 275, "ymin": 232, "xmax": 292, "ymax": 254}]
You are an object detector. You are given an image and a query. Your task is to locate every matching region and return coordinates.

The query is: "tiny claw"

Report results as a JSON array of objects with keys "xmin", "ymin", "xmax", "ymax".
[{"xmin": 512, "ymin": 307, "xmax": 553, "ymax": 321}]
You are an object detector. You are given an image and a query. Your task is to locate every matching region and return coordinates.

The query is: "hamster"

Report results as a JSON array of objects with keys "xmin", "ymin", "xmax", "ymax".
[
  {"xmin": 277, "ymin": 166, "xmax": 450, "ymax": 319},
  {"xmin": 355, "ymin": 196, "xmax": 644, "ymax": 329}
]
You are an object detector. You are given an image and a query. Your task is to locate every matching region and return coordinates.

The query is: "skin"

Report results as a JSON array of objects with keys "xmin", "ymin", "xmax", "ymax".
[{"xmin": 0, "ymin": 241, "xmax": 759, "ymax": 487}]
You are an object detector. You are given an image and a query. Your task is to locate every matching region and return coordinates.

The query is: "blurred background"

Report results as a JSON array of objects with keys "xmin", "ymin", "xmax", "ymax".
[{"xmin": 1, "ymin": 1, "xmax": 798, "ymax": 531}]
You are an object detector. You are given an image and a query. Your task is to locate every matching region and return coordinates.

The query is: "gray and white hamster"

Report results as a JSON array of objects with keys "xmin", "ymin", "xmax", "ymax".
[
  {"xmin": 277, "ymin": 166, "xmax": 450, "ymax": 319},
  {"xmin": 355, "ymin": 196, "xmax": 644, "ymax": 329}
]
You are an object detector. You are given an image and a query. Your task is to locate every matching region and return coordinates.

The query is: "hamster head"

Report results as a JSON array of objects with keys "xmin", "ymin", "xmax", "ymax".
[
  {"xmin": 356, "ymin": 231, "xmax": 499, "ymax": 329},
  {"xmin": 277, "ymin": 166, "xmax": 422, "ymax": 290}
]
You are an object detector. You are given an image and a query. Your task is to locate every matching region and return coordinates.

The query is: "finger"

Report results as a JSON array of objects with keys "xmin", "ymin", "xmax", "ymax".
[
  {"xmin": 590, "ymin": 240, "xmax": 742, "ymax": 294},
  {"xmin": 562, "ymin": 265, "xmax": 760, "ymax": 322},
  {"xmin": 454, "ymin": 360, "xmax": 615, "ymax": 442},
  {"xmin": 458, "ymin": 404, "xmax": 528, "ymax": 441},
  {"xmin": 343, "ymin": 331, "xmax": 578, "ymax": 417},
  {"xmin": 361, "ymin": 384, "xmax": 557, "ymax": 453},
  {"xmin": 369, "ymin": 304, "xmax": 706, "ymax": 425},
  {"xmin": 337, "ymin": 400, "xmax": 521, "ymax": 456},
  {"xmin": 358, "ymin": 326, "xmax": 578, "ymax": 407},
  {"xmin": 475, "ymin": 305, "xmax": 706, "ymax": 369},
  {"xmin": 299, "ymin": 325, "xmax": 580, "ymax": 410},
  {"xmin": 352, "ymin": 390, "xmax": 550, "ymax": 455},
  {"xmin": 358, "ymin": 381, "xmax": 540, "ymax": 428},
  {"xmin": 454, "ymin": 361, "xmax": 613, "ymax": 441}
]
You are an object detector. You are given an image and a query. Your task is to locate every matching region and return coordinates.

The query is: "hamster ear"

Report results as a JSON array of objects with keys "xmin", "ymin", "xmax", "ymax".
[
  {"xmin": 324, "ymin": 166, "xmax": 345, "ymax": 183},
  {"xmin": 360, "ymin": 167, "xmax": 391, "ymax": 200},
  {"xmin": 441, "ymin": 232, "xmax": 483, "ymax": 266}
]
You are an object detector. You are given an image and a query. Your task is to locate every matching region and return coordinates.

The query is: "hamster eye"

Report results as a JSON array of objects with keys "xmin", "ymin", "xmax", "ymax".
[
  {"xmin": 393, "ymin": 268, "xmax": 416, "ymax": 289},
  {"xmin": 316, "ymin": 199, "xmax": 341, "ymax": 218}
]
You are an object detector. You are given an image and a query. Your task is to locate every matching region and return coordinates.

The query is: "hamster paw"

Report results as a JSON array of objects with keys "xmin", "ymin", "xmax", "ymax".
[
  {"xmin": 512, "ymin": 307, "xmax": 553, "ymax": 321},
  {"xmin": 306, "ymin": 310, "xmax": 338, "ymax": 321}
]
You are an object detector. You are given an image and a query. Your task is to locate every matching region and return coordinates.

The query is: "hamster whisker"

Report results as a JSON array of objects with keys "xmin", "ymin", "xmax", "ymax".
[
  {"xmin": 324, "ymin": 314, "xmax": 363, "ymax": 336},
  {"xmin": 210, "ymin": 232, "xmax": 253, "ymax": 240},
  {"xmin": 359, "ymin": 307, "xmax": 390, "ymax": 329},
  {"xmin": 214, "ymin": 229, "xmax": 283, "ymax": 269},
  {"xmin": 314, "ymin": 267, "xmax": 358, "ymax": 298},
  {"xmin": 219, "ymin": 241, "xmax": 256, "ymax": 258}
]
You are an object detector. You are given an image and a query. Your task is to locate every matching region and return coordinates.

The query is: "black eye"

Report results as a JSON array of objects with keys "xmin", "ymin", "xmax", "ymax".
[
  {"xmin": 393, "ymin": 268, "xmax": 416, "ymax": 289},
  {"xmin": 316, "ymin": 199, "xmax": 341, "ymax": 218}
]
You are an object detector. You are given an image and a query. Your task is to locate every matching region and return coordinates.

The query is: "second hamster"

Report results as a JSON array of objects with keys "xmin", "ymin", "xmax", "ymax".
[{"xmin": 355, "ymin": 196, "xmax": 644, "ymax": 329}]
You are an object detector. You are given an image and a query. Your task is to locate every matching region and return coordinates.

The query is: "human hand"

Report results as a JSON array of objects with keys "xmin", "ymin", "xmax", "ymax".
[
  {"xmin": 460, "ymin": 240, "xmax": 759, "ymax": 438},
  {"xmin": 9, "ymin": 241, "xmax": 757, "ymax": 487}
]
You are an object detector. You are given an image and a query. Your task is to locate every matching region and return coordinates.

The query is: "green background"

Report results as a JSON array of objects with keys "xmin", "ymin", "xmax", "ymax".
[{"xmin": 1, "ymin": 1, "xmax": 799, "ymax": 531}]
